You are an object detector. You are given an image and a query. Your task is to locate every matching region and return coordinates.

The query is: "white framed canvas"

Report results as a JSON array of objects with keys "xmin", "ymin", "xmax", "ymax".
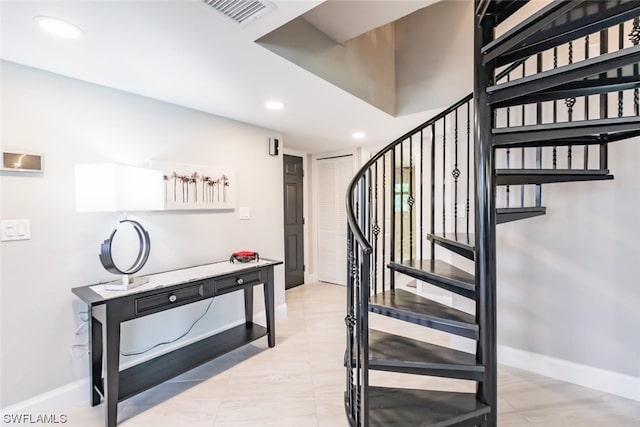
[{"xmin": 150, "ymin": 161, "xmax": 236, "ymax": 210}]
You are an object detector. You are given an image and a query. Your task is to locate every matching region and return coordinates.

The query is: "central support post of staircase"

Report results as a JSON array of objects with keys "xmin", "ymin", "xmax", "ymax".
[{"xmin": 474, "ymin": 6, "xmax": 498, "ymax": 427}]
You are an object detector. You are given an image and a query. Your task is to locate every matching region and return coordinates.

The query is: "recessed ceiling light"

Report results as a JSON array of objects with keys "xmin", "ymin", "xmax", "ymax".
[
  {"xmin": 265, "ymin": 101, "xmax": 285, "ymax": 110},
  {"xmin": 352, "ymin": 131, "xmax": 366, "ymax": 139},
  {"xmin": 33, "ymin": 16, "xmax": 83, "ymax": 39}
]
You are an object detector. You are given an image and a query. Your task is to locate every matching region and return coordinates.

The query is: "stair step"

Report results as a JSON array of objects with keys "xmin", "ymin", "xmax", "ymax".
[
  {"xmin": 497, "ymin": 206, "xmax": 547, "ymax": 224},
  {"xmin": 388, "ymin": 259, "xmax": 475, "ymax": 300},
  {"xmin": 493, "ymin": 117, "xmax": 640, "ymax": 147},
  {"xmin": 368, "ymin": 329, "xmax": 484, "ymax": 381},
  {"xmin": 487, "ymin": 45, "xmax": 640, "ymax": 107},
  {"xmin": 427, "ymin": 233, "xmax": 475, "ymax": 261},
  {"xmin": 369, "ymin": 289, "xmax": 478, "ymax": 340},
  {"xmin": 496, "ymin": 168, "xmax": 613, "ymax": 185},
  {"xmin": 491, "ymin": 74, "xmax": 640, "ymax": 109},
  {"xmin": 483, "ymin": 0, "xmax": 640, "ymax": 67},
  {"xmin": 368, "ymin": 387, "xmax": 490, "ymax": 426}
]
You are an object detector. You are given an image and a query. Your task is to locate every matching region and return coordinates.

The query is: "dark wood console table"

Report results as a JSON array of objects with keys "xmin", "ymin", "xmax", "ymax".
[{"xmin": 72, "ymin": 259, "xmax": 282, "ymax": 427}]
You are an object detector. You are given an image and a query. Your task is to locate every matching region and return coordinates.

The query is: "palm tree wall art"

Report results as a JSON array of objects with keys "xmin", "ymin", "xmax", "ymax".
[{"xmin": 151, "ymin": 161, "xmax": 236, "ymax": 210}]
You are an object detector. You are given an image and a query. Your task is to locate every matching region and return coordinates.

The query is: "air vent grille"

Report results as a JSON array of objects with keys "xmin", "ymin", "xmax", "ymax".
[{"xmin": 202, "ymin": 0, "xmax": 272, "ymax": 24}]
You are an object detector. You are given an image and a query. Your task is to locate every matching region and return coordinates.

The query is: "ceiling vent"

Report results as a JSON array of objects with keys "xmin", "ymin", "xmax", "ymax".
[{"xmin": 202, "ymin": 0, "xmax": 274, "ymax": 25}]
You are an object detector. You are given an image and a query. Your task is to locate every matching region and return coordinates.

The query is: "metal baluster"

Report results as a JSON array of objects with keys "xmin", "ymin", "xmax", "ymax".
[
  {"xmin": 400, "ymin": 141, "xmax": 404, "ymax": 263},
  {"xmin": 631, "ymin": 18, "xmax": 640, "ymax": 115},
  {"xmin": 345, "ymin": 228, "xmax": 354, "ymax": 423},
  {"xmin": 600, "ymin": 28, "xmax": 609, "ymax": 170},
  {"xmin": 453, "ymin": 109, "xmax": 459, "ymax": 238},
  {"xmin": 565, "ymin": 41, "xmax": 576, "ymax": 169},
  {"xmin": 409, "ymin": 135, "xmax": 414, "ymax": 262},
  {"xmin": 466, "ymin": 102, "xmax": 471, "ymax": 236},
  {"xmin": 420, "ymin": 129, "xmax": 424, "ymax": 263},
  {"xmin": 584, "ymin": 35, "xmax": 590, "ymax": 170},
  {"xmin": 618, "ymin": 23, "xmax": 625, "ymax": 118},
  {"xmin": 521, "ymin": 70, "xmax": 526, "ymax": 207},
  {"xmin": 358, "ymin": 175, "xmax": 370, "ymax": 426},
  {"xmin": 382, "ymin": 154, "xmax": 386, "ymax": 293},
  {"xmin": 372, "ymin": 165, "xmax": 378, "ymax": 295},
  {"xmin": 535, "ymin": 52, "xmax": 542, "ymax": 206},
  {"xmin": 520, "ymin": 149, "xmax": 526, "ymax": 207},
  {"xmin": 506, "ymin": 73, "xmax": 511, "ymax": 208},
  {"xmin": 430, "ymin": 124, "xmax": 436, "ymax": 260},
  {"xmin": 552, "ymin": 47, "xmax": 558, "ymax": 169},
  {"xmin": 442, "ymin": 116, "xmax": 446, "ymax": 236},
  {"xmin": 390, "ymin": 147, "xmax": 396, "ymax": 290}
]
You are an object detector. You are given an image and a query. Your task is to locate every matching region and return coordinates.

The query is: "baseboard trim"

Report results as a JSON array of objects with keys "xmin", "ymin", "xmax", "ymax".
[
  {"xmin": 1, "ymin": 303, "xmax": 288, "ymax": 416},
  {"xmin": 498, "ymin": 345, "xmax": 640, "ymax": 402}
]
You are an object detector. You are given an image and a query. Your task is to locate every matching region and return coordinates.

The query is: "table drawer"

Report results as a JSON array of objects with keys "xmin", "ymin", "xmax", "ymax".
[
  {"xmin": 135, "ymin": 283, "xmax": 204, "ymax": 315},
  {"xmin": 215, "ymin": 270, "xmax": 262, "ymax": 292}
]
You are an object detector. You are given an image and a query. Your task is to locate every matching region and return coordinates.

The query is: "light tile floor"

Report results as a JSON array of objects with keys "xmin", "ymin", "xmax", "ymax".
[{"xmin": 65, "ymin": 282, "xmax": 640, "ymax": 426}]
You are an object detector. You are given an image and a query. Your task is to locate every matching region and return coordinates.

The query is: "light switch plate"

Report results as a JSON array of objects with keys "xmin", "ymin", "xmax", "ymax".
[
  {"xmin": 239, "ymin": 207, "xmax": 250, "ymax": 220},
  {"xmin": 1, "ymin": 219, "xmax": 31, "ymax": 241}
]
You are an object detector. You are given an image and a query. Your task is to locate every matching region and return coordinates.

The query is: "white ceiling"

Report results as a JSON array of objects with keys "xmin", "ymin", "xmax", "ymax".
[{"xmin": 0, "ymin": 0, "xmax": 440, "ymax": 153}]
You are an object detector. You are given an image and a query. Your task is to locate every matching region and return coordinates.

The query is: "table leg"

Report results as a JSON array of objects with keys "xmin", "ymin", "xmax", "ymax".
[
  {"xmin": 264, "ymin": 266, "xmax": 276, "ymax": 348},
  {"xmin": 244, "ymin": 286, "xmax": 254, "ymax": 326},
  {"xmin": 104, "ymin": 305, "xmax": 121, "ymax": 427},
  {"xmin": 89, "ymin": 307, "xmax": 103, "ymax": 406}
]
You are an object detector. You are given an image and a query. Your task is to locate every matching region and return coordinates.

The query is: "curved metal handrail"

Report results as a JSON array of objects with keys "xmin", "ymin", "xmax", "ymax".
[{"xmin": 345, "ymin": 92, "xmax": 474, "ymax": 254}]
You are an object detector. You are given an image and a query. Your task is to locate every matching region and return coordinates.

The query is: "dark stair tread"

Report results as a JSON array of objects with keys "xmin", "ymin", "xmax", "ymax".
[
  {"xmin": 368, "ymin": 387, "xmax": 491, "ymax": 427},
  {"xmin": 487, "ymin": 45, "xmax": 640, "ymax": 106},
  {"xmin": 368, "ymin": 329, "xmax": 484, "ymax": 381},
  {"xmin": 491, "ymin": 74, "xmax": 640, "ymax": 109},
  {"xmin": 497, "ymin": 206, "xmax": 547, "ymax": 224},
  {"xmin": 369, "ymin": 289, "xmax": 478, "ymax": 340},
  {"xmin": 428, "ymin": 233, "xmax": 475, "ymax": 261},
  {"xmin": 496, "ymin": 168, "xmax": 614, "ymax": 185},
  {"xmin": 388, "ymin": 259, "xmax": 475, "ymax": 300},
  {"xmin": 483, "ymin": 0, "xmax": 640, "ymax": 67},
  {"xmin": 493, "ymin": 116, "xmax": 640, "ymax": 147}
]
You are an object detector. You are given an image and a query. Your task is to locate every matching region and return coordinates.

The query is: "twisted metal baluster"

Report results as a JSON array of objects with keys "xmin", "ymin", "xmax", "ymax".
[
  {"xmin": 373, "ymin": 164, "xmax": 379, "ymax": 295},
  {"xmin": 618, "ymin": 23, "xmax": 625, "ymax": 118},
  {"xmin": 630, "ymin": 18, "xmax": 640, "ymax": 115}
]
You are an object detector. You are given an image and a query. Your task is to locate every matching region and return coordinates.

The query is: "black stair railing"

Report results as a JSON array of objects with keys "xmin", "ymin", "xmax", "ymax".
[
  {"xmin": 344, "ymin": 6, "xmax": 640, "ymax": 425},
  {"xmin": 345, "ymin": 92, "xmax": 476, "ymax": 425}
]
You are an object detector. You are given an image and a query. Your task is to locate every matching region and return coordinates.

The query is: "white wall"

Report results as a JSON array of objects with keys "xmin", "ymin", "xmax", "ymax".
[
  {"xmin": 395, "ymin": 0, "xmax": 473, "ymax": 116},
  {"xmin": 0, "ymin": 60, "xmax": 285, "ymax": 408}
]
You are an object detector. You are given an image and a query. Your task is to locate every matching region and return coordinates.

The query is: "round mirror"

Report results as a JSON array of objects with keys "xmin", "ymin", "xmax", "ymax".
[{"xmin": 99, "ymin": 220, "xmax": 150, "ymax": 275}]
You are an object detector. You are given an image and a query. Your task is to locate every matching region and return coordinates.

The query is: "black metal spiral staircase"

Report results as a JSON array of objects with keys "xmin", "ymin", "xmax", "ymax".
[{"xmin": 344, "ymin": 1, "xmax": 640, "ymax": 426}]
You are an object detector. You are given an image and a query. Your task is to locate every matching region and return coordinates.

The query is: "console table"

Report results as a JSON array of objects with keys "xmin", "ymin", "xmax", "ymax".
[{"xmin": 71, "ymin": 259, "xmax": 282, "ymax": 427}]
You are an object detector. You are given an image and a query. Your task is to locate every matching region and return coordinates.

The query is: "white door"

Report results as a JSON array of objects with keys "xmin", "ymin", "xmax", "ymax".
[{"xmin": 316, "ymin": 155, "xmax": 353, "ymax": 285}]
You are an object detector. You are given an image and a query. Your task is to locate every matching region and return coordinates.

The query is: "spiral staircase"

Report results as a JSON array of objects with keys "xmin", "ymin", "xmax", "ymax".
[{"xmin": 344, "ymin": 1, "xmax": 640, "ymax": 426}]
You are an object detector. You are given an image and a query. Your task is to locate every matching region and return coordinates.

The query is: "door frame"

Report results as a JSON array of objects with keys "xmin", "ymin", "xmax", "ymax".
[
  {"xmin": 283, "ymin": 148, "xmax": 311, "ymax": 284},
  {"xmin": 311, "ymin": 148, "xmax": 361, "ymax": 285}
]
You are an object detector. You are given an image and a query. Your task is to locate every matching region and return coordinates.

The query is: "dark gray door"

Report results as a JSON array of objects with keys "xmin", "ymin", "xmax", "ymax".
[{"xmin": 283, "ymin": 155, "xmax": 304, "ymax": 289}]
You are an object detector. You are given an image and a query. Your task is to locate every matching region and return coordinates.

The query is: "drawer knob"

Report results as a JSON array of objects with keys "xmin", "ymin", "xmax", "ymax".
[
  {"xmin": 168, "ymin": 294, "xmax": 177, "ymax": 303},
  {"xmin": 236, "ymin": 278, "xmax": 244, "ymax": 285}
]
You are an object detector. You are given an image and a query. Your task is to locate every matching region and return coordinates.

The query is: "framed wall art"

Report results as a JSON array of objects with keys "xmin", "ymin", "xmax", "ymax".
[{"xmin": 150, "ymin": 161, "xmax": 236, "ymax": 210}]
